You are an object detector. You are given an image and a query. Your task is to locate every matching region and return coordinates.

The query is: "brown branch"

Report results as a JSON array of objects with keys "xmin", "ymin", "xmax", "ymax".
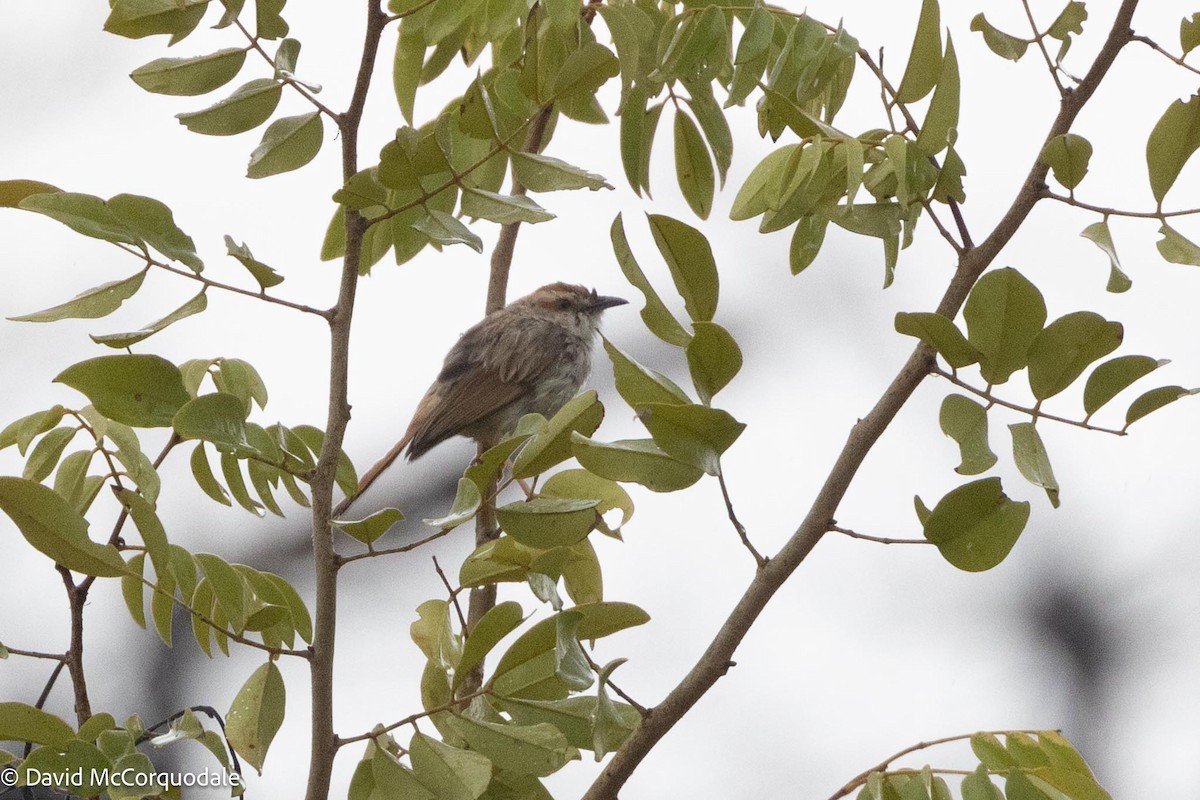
[
  {"xmin": 336, "ymin": 527, "xmax": 454, "ymax": 566},
  {"xmin": 460, "ymin": 104, "xmax": 556, "ymax": 702},
  {"xmin": 1040, "ymin": 188, "xmax": 1200, "ymax": 219},
  {"xmin": 931, "ymin": 366, "xmax": 1126, "ymax": 436},
  {"xmin": 830, "ymin": 524, "xmax": 932, "ymax": 546},
  {"xmin": 717, "ymin": 469, "xmax": 766, "ymax": 567},
  {"xmin": 4, "ymin": 647, "xmax": 67, "ymax": 661},
  {"xmin": 1132, "ymin": 34, "xmax": 1200, "ymax": 78},
  {"xmin": 433, "ymin": 555, "xmax": 468, "ymax": 632},
  {"xmin": 580, "ymin": 4, "xmax": 1139, "ymax": 797},
  {"xmin": 24, "ymin": 659, "xmax": 68, "ymax": 758},
  {"xmin": 233, "ymin": 19, "xmax": 340, "ymax": 121},
  {"xmin": 305, "ymin": 3, "xmax": 389, "ymax": 799},
  {"xmin": 335, "ymin": 686, "xmax": 494, "ymax": 747},
  {"xmin": 57, "ymin": 567, "xmax": 91, "ymax": 725},
  {"xmin": 1021, "ymin": 0, "xmax": 1068, "ymax": 95}
]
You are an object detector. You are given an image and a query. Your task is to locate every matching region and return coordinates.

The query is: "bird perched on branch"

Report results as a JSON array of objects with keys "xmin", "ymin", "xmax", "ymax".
[{"xmin": 399, "ymin": 282, "xmax": 627, "ymax": 460}]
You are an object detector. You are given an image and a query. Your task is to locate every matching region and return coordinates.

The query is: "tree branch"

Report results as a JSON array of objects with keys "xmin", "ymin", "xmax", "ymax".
[
  {"xmin": 830, "ymin": 524, "xmax": 932, "ymax": 546},
  {"xmin": 1040, "ymin": 188, "xmax": 1200, "ymax": 219},
  {"xmin": 1021, "ymin": 0, "xmax": 1068, "ymax": 95},
  {"xmin": 717, "ymin": 469, "xmax": 765, "ymax": 567},
  {"xmin": 305, "ymin": 3, "xmax": 388, "ymax": 799},
  {"xmin": 233, "ymin": 19, "xmax": 340, "ymax": 121},
  {"xmin": 580, "ymin": 4, "xmax": 1139, "ymax": 796}
]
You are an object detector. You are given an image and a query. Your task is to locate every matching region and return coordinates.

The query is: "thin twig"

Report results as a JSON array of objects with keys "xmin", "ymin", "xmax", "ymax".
[
  {"xmin": 717, "ymin": 470, "xmax": 766, "ymax": 567},
  {"xmin": 1132, "ymin": 34, "xmax": 1200, "ymax": 78},
  {"xmin": 336, "ymin": 527, "xmax": 454, "ymax": 566},
  {"xmin": 1021, "ymin": 0, "xmax": 1067, "ymax": 95},
  {"xmin": 384, "ymin": 0, "xmax": 438, "ymax": 24},
  {"xmin": 829, "ymin": 524, "xmax": 931, "ymax": 546},
  {"xmin": 1041, "ymin": 188, "xmax": 1200, "ymax": 219},
  {"xmin": 433, "ymin": 555, "xmax": 468, "ymax": 632},
  {"xmin": 24, "ymin": 660, "xmax": 67, "ymax": 758},
  {"xmin": 114, "ymin": 244, "xmax": 332, "ymax": 318},
  {"xmin": 4, "ymin": 647, "xmax": 67, "ymax": 661},
  {"xmin": 335, "ymin": 686, "xmax": 494, "ymax": 747},
  {"xmin": 582, "ymin": 651, "xmax": 648, "ymax": 717},
  {"xmin": 233, "ymin": 19, "xmax": 340, "ymax": 120},
  {"xmin": 931, "ymin": 366, "xmax": 1126, "ymax": 436}
]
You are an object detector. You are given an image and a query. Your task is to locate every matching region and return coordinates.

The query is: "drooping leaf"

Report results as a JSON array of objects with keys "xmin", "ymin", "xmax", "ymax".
[
  {"xmin": 497, "ymin": 498, "xmax": 600, "ymax": 549},
  {"xmin": 0, "ymin": 702, "xmax": 76, "ymax": 747},
  {"xmin": 923, "ymin": 477, "xmax": 1030, "ymax": 572},
  {"xmin": 610, "ymin": 214, "xmax": 692, "ymax": 347},
  {"xmin": 1155, "ymin": 223, "xmax": 1200, "ymax": 267},
  {"xmin": 513, "ymin": 152, "xmax": 611, "ymax": 192},
  {"xmin": 939, "ymin": 394, "xmax": 997, "ymax": 476},
  {"xmin": 1083, "ymin": 355, "xmax": 1167, "ymax": 417},
  {"xmin": 963, "ymin": 268, "xmax": 1047, "ymax": 385},
  {"xmin": 453, "ymin": 600, "xmax": 524, "ymax": 691},
  {"xmin": 176, "ymin": 78, "xmax": 283, "ymax": 136},
  {"xmin": 646, "ymin": 213, "xmax": 719, "ymax": 323},
  {"xmin": 1183, "ymin": 13, "xmax": 1200, "ymax": 55},
  {"xmin": 1146, "ymin": 94, "xmax": 1200, "ymax": 204},
  {"xmin": 673, "ymin": 110, "xmax": 714, "ymax": 219},
  {"xmin": 247, "ymin": 112, "xmax": 323, "ymax": 178},
  {"xmin": 1080, "ymin": 220, "xmax": 1132, "ymax": 293},
  {"xmin": 1041, "ymin": 133, "xmax": 1093, "ymax": 190},
  {"xmin": 424, "ymin": 477, "xmax": 482, "ymax": 530},
  {"xmin": 894, "ymin": 311, "xmax": 981, "ymax": 369},
  {"xmin": 969, "ymin": 14, "xmax": 1029, "ymax": 61},
  {"xmin": 635, "ymin": 402, "xmax": 744, "ymax": 476},
  {"xmin": 332, "ymin": 507, "xmax": 404, "ymax": 546},
  {"xmin": 551, "ymin": 42, "xmax": 620, "ymax": 101},
  {"xmin": 91, "ymin": 291, "xmax": 208, "ymax": 348},
  {"xmin": 541, "ymin": 468, "xmax": 634, "ymax": 536},
  {"xmin": 108, "ymin": 193, "xmax": 205, "ymax": 272},
  {"xmin": 104, "ymin": 0, "xmax": 208, "ymax": 43},
  {"xmin": 1124, "ymin": 385, "xmax": 1199, "ymax": 429},
  {"xmin": 0, "ymin": 179, "xmax": 62, "ymax": 208},
  {"xmin": 130, "ymin": 48, "xmax": 248, "ymax": 96},
  {"xmin": 895, "ymin": 0, "xmax": 942, "ymax": 103},
  {"xmin": 173, "ymin": 393, "xmax": 252, "ymax": 454},
  {"xmin": 1009, "ymin": 423, "xmax": 1060, "ymax": 508},
  {"xmin": 55, "ymin": 355, "xmax": 189, "ymax": 428},
  {"xmin": 226, "ymin": 661, "xmax": 286, "ymax": 774},
  {"xmin": 461, "ymin": 188, "xmax": 555, "ymax": 224},
  {"xmin": 1026, "ymin": 311, "xmax": 1122, "ymax": 400},
  {"xmin": 18, "ymin": 192, "xmax": 141, "ymax": 246},
  {"xmin": 8, "ymin": 271, "xmax": 146, "ymax": 323},
  {"xmin": 789, "ymin": 215, "xmax": 829, "ymax": 274},
  {"xmin": 0, "ymin": 477, "xmax": 127, "ymax": 578},
  {"xmin": 686, "ymin": 321, "xmax": 742, "ymax": 404},
  {"xmin": 914, "ymin": 36, "xmax": 960, "ymax": 157},
  {"xmin": 571, "ymin": 434, "xmax": 703, "ymax": 492},
  {"xmin": 225, "ymin": 235, "xmax": 285, "ymax": 289},
  {"xmin": 409, "ymin": 731, "xmax": 492, "ymax": 800}
]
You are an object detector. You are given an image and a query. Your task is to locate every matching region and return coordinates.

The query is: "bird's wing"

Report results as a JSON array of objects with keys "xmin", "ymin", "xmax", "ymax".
[{"xmin": 404, "ymin": 314, "xmax": 556, "ymax": 458}]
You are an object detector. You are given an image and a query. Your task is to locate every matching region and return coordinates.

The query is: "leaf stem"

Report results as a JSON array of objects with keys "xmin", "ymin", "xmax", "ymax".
[
  {"xmin": 1040, "ymin": 188, "xmax": 1200, "ymax": 220},
  {"xmin": 1020, "ymin": 0, "xmax": 1068, "ymax": 95},
  {"xmin": 829, "ymin": 524, "xmax": 931, "ymax": 546},
  {"xmin": 233, "ymin": 19, "xmax": 340, "ymax": 121}
]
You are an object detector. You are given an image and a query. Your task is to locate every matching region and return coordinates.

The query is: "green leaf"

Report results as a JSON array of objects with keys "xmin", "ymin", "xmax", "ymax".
[
  {"xmin": 55, "ymin": 450, "xmax": 104, "ymax": 515},
  {"xmin": 730, "ymin": 144, "xmax": 798, "ymax": 220},
  {"xmin": 1155, "ymin": 223, "xmax": 1200, "ymax": 266},
  {"xmin": 1146, "ymin": 94, "xmax": 1200, "ymax": 204},
  {"xmin": 1125, "ymin": 385, "xmax": 1199, "ymax": 429},
  {"xmin": 113, "ymin": 487, "xmax": 171, "ymax": 580},
  {"xmin": 914, "ymin": 36, "xmax": 960, "ymax": 156},
  {"xmin": 1083, "ymin": 355, "xmax": 1167, "ymax": 417},
  {"xmin": 392, "ymin": 21, "xmax": 425, "ymax": 126},
  {"xmin": 130, "ymin": 48, "xmax": 247, "ymax": 96},
  {"xmin": 195, "ymin": 552, "xmax": 248, "ymax": 629},
  {"xmin": 789, "ymin": 215, "xmax": 829, "ymax": 274},
  {"xmin": 541, "ymin": 468, "xmax": 634, "ymax": 536},
  {"xmin": 247, "ymin": 112, "xmax": 323, "ymax": 178},
  {"xmin": 424, "ymin": 0, "xmax": 486, "ymax": 44},
  {"xmin": 410, "ymin": 732, "xmax": 492, "ymax": 800},
  {"xmin": 224, "ymin": 235, "xmax": 285, "ymax": 289},
  {"xmin": 1041, "ymin": 133, "xmax": 1092, "ymax": 191},
  {"xmin": 971, "ymin": 733, "xmax": 1018, "ymax": 770},
  {"xmin": 894, "ymin": 311, "xmax": 981, "ymax": 369},
  {"xmin": 92, "ymin": 291, "xmax": 208, "ymax": 349},
  {"xmin": 454, "ymin": 600, "xmax": 524, "ymax": 691},
  {"xmin": 176, "ymin": 78, "xmax": 283, "ymax": 136},
  {"xmin": 896, "ymin": 0, "xmax": 942, "ymax": 103},
  {"xmin": 636, "ymin": 403, "xmax": 744, "ymax": 476},
  {"xmin": 513, "ymin": 152, "xmax": 611, "ymax": 192},
  {"xmin": 226, "ymin": 662, "xmax": 286, "ymax": 773},
  {"xmin": 424, "ymin": 477, "xmax": 482, "ymax": 530},
  {"xmin": 674, "ymin": 110, "xmax": 714, "ymax": 219},
  {"xmin": 513, "ymin": 390, "xmax": 605, "ymax": 478},
  {"xmin": 619, "ymin": 85, "xmax": 651, "ymax": 195},
  {"xmin": 1027, "ymin": 311, "xmax": 1123, "ymax": 400},
  {"xmin": 923, "ymin": 477, "xmax": 1030, "ymax": 571},
  {"xmin": 333, "ymin": 507, "xmax": 404, "ymax": 546},
  {"xmin": 0, "ymin": 179, "xmax": 62, "ymax": 207},
  {"xmin": 1, "ymin": 406, "xmax": 64, "ymax": 455},
  {"xmin": 647, "ymin": 213, "xmax": 719, "ymax": 323},
  {"xmin": 9, "ymin": 270, "xmax": 143, "ymax": 324},
  {"xmin": 963, "ymin": 268, "xmax": 1047, "ymax": 385},
  {"xmin": 962, "ymin": 765, "xmax": 1004, "ymax": 800},
  {"xmin": 970, "ymin": 14, "xmax": 1029, "ymax": 61},
  {"xmin": 0, "ymin": 476, "xmax": 127, "ymax": 577},
  {"xmin": 1182, "ymin": 13, "xmax": 1200, "ymax": 55},
  {"xmin": 22, "ymin": 427, "xmax": 75, "ymax": 483},
  {"xmin": 18, "ymin": 192, "xmax": 141, "ymax": 246},
  {"xmin": 1080, "ymin": 220, "xmax": 1132, "ymax": 293},
  {"xmin": 108, "ymin": 193, "xmax": 204, "ymax": 271},
  {"xmin": 412, "ymin": 209, "xmax": 484, "ymax": 253},
  {"xmin": 0, "ymin": 702, "xmax": 75, "ymax": 746},
  {"xmin": 460, "ymin": 535, "xmax": 534, "ymax": 588},
  {"xmin": 498, "ymin": 696, "xmax": 638, "ymax": 754},
  {"xmin": 272, "ymin": 37, "xmax": 301, "ymax": 77},
  {"xmin": 411, "ymin": 599, "xmax": 462, "ymax": 671},
  {"xmin": 939, "ymin": 394, "xmax": 997, "ymax": 476},
  {"xmin": 552, "ymin": 42, "xmax": 620, "ymax": 101},
  {"xmin": 173, "ymin": 393, "xmax": 251, "ymax": 454},
  {"xmin": 571, "ymin": 434, "xmax": 703, "ymax": 492},
  {"xmin": 610, "ymin": 214, "xmax": 691, "ymax": 346},
  {"xmin": 1009, "ymin": 422, "xmax": 1060, "ymax": 508},
  {"xmin": 686, "ymin": 321, "xmax": 742, "ymax": 404},
  {"xmin": 932, "ymin": 145, "xmax": 967, "ymax": 204},
  {"xmin": 191, "ymin": 443, "xmax": 232, "ymax": 506},
  {"xmin": 461, "ymin": 188, "xmax": 555, "ymax": 224},
  {"xmin": 104, "ymin": 0, "xmax": 207, "ymax": 43},
  {"xmin": 56, "ymin": 355, "xmax": 189, "ymax": 428},
  {"xmin": 447, "ymin": 716, "xmax": 579, "ymax": 777},
  {"xmin": 497, "ymin": 498, "xmax": 599, "ymax": 549},
  {"xmin": 1047, "ymin": 2, "xmax": 1088, "ymax": 42},
  {"xmin": 256, "ymin": 0, "xmax": 289, "ymax": 39},
  {"xmin": 687, "ymin": 81, "xmax": 733, "ymax": 186}
]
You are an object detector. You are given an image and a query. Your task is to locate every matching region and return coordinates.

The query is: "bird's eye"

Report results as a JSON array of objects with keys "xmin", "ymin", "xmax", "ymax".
[{"xmin": 558, "ymin": 298, "xmax": 572, "ymax": 310}]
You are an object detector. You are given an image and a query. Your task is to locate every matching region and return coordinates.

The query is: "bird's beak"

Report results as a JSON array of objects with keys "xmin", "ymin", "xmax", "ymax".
[{"xmin": 589, "ymin": 295, "xmax": 628, "ymax": 311}]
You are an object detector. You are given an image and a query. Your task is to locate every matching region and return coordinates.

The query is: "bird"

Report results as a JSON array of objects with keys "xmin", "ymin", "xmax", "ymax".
[{"xmin": 399, "ymin": 282, "xmax": 627, "ymax": 461}]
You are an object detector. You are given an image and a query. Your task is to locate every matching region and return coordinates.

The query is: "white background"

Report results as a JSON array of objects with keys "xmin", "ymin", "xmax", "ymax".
[{"xmin": 1, "ymin": 2, "xmax": 1198, "ymax": 798}]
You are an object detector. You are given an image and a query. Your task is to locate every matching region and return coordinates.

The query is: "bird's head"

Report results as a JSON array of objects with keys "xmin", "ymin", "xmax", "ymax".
[{"xmin": 515, "ymin": 282, "xmax": 628, "ymax": 331}]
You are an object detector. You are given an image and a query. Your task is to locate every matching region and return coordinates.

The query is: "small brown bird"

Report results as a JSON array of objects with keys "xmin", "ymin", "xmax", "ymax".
[{"xmin": 399, "ymin": 282, "xmax": 627, "ymax": 460}]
